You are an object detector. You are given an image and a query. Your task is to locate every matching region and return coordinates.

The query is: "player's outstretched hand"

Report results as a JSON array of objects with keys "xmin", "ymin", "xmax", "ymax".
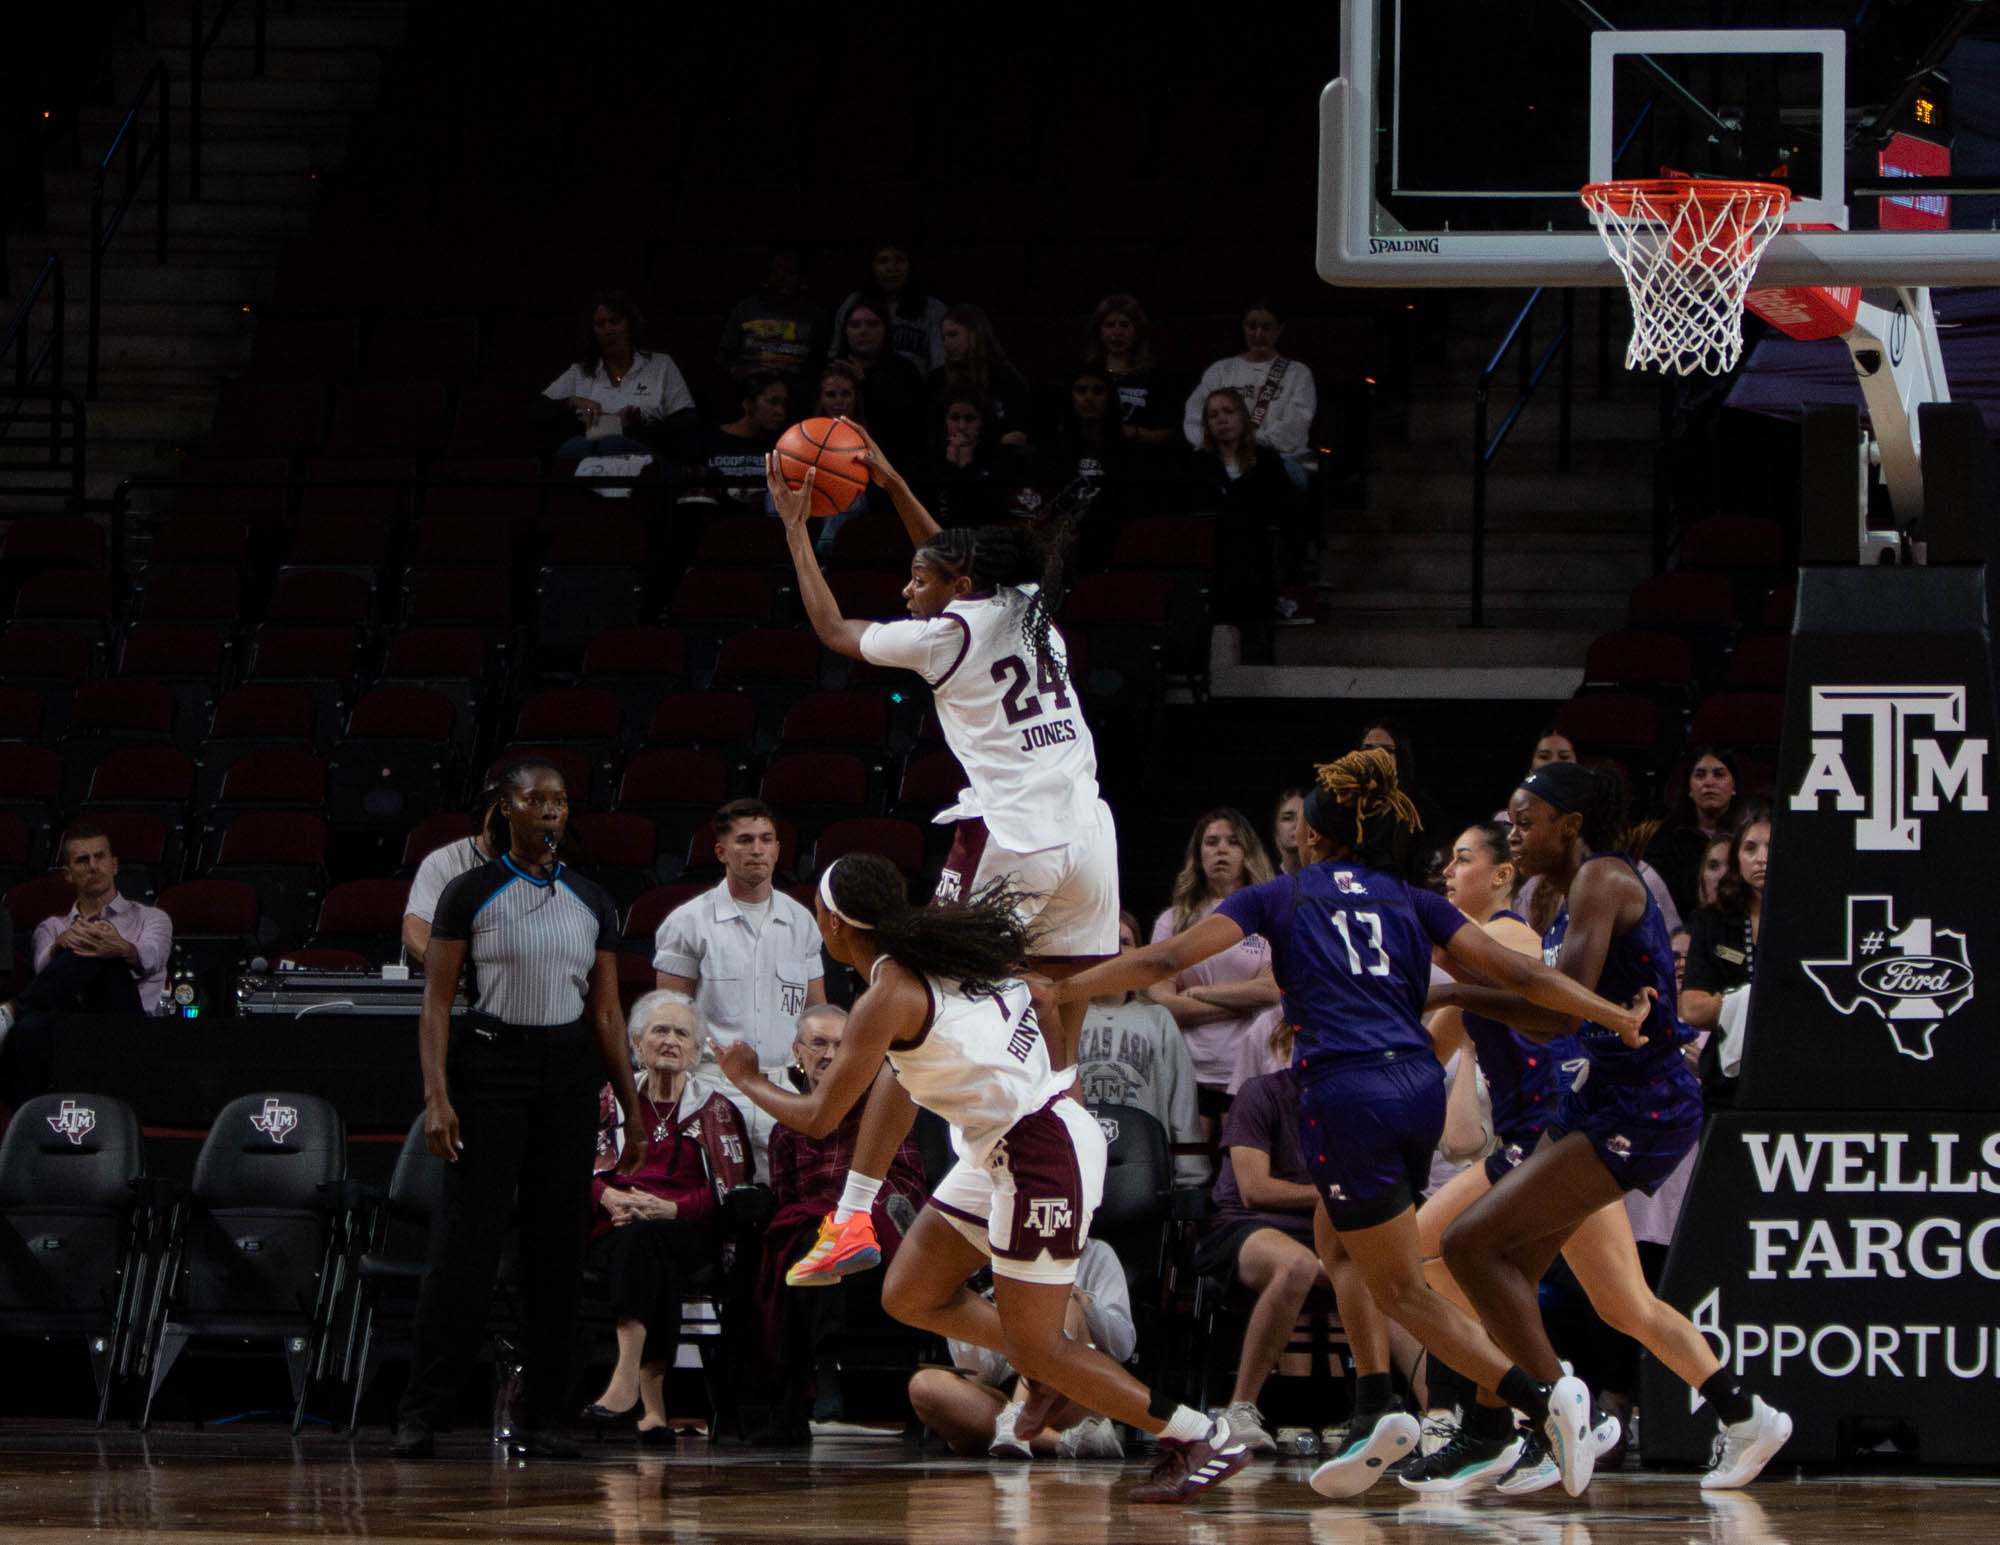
[
  {"xmin": 765, "ymin": 452, "xmax": 815, "ymax": 537},
  {"xmin": 617, "ymin": 1112, "xmax": 649, "ymax": 1176},
  {"xmin": 711, "ymin": 1036, "xmax": 761, "ymax": 1089},
  {"xmin": 1613, "ymin": 986, "xmax": 1656, "ymax": 1048},
  {"xmin": 843, "ymin": 416, "xmax": 903, "ymax": 490}
]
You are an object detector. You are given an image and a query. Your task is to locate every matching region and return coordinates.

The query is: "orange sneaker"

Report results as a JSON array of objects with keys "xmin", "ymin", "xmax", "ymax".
[{"xmin": 784, "ymin": 1211, "xmax": 882, "ymax": 1287}]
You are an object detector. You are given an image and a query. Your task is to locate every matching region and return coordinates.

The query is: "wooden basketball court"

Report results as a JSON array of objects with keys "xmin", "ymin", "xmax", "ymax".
[{"xmin": 0, "ymin": 1425, "xmax": 1994, "ymax": 1543}]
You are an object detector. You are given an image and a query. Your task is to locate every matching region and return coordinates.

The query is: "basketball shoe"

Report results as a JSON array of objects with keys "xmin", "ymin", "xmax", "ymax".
[
  {"xmin": 1311, "ymin": 1410, "xmax": 1420, "ymax": 1498},
  {"xmin": 784, "ymin": 1212, "xmax": 881, "ymax": 1287},
  {"xmin": 1130, "ymin": 1417, "xmax": 1252, "ymax": 1503},
  {"xmin": 1701, "ymin": 1397, "xmax": 1793, "ymax": 1490}
]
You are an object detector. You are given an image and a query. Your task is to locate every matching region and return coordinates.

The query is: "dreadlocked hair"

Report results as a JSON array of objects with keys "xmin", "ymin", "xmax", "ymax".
[
  {"xmin": 1310, "ymin": 748, "xmax": 1422, "ymax": 860},
  {"xmin": 821, "ymin": 853, "xmax": 1041, "ymax": 994},
  {"xmin": 915, "ymin": 509, "xmax": 1079, "ymax": 689}
]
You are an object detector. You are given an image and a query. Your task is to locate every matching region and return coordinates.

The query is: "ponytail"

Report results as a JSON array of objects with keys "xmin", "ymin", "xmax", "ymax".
[{"xmin": 914, "ymin": 512, "xmax": 1080, "ymax": 690}]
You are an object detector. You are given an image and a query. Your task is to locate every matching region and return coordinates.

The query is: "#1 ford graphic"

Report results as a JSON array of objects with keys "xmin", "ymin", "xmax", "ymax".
[{"xmin": 1803, "ymin": 896, "xmax": 1975, "ymax": 1061}]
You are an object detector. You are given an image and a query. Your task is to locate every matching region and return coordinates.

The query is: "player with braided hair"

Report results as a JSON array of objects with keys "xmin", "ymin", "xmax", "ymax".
[
  {"xmin": 1431, "ymin": 760, "xmax": 1791, "ymax": 1493},
  {"xmin": 1048, "ymin": 748, "xmax": 1657, "ymax": 1501},
  {"xmin": 715, "ymin": 856, "xmax": 1251, "ymax": 1504},
  {"xmin": 765, "ymin": 423, "xmax": 1120, "ymax": 1288}
]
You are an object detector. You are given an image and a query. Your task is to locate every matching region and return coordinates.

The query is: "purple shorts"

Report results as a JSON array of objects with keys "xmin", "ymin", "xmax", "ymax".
[
  {"xmin": 1297, "ymin": 1052, "xmax": 1445, "ymax": 1231},
  {"xmin": 1552, "ymin": 1071, "xmax": 1702, "ymax": 1196}
]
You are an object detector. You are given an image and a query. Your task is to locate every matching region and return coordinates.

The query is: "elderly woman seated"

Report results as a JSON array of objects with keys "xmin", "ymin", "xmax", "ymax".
[
  {"xmin": 759, "ymin": 1002, "xmax": 929, "ymax": 1436},
  {"xmin": 583, "ymin": 989, "xmax": 752, "ymax": 1440}
]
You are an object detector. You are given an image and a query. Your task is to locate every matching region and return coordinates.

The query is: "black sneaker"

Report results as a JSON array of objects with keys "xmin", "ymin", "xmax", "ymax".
[
  {"xmin": 1493, "ymin": 1426, "xmax": 1562, "ymax": 1495},
  {"xmin": 1396, "ymin": 1425, "xmax": 1524, "ymax": 1494}
]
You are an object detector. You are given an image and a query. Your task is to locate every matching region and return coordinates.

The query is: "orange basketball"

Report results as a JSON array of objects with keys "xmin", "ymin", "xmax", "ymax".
[{"xmin": 774, "ymin": 417, "xmax": 870, "ymax": 518}]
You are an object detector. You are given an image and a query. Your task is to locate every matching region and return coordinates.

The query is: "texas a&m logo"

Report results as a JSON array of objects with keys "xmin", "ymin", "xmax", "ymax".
[
  {"xmin": 249, "ymin": 1098, "xmax": 300, "ymax": 1144},
  {"xmin": 1789, "ymin": 686, "xmax": 1988, "ymax": 851},
  {"xmin": 45, "ymin": 1100, "xmax": 96, "ymax": 1145},
  {"xmin": 1023, "ymin": 1198, "xmax": 1074, "ymax": 1237}
]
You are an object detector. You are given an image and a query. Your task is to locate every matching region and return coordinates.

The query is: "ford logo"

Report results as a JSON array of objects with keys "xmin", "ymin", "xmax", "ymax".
[{"xmin": 1858, "ymin": 957, "xmax": 1973, "ymax": 998}]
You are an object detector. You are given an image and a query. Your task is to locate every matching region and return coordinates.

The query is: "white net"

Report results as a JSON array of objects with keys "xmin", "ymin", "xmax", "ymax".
[{"xmin": 1581, "ymin": 179, "xmax": 1792, "ymax": 376}]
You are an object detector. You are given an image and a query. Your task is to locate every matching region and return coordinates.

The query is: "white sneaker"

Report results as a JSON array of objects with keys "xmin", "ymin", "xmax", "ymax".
[
  {"xmin": 1222, "ymin": 1401, "xmax": 1277, "ymax": 1456},
  {"xmin": 1418, "ymin": 1406, "xmax": 1460, "ymax": 1457},
  {"xmin": 1055, "ymin": 1416, "xmax": 1124, "ymax": 1460},
  {"xmin": 1592, "ymin": 1407, "xmax": 1624, "ymax": 1461},
  {"xmin": 989, "ymin": 1400, "xmax": 1031, "ymax": 1460},
  {"xmin": 1542, "ymin": 1374, "xmax": 1594, "ymax": 1498},
  {"xmin": 1310, "ymin": 1410, "xmax": 1420, "ymax": 1498},
  {"xmin": 1701, "ymin": 1397, "xmax": 1792, "ymax": 1490},
  {"xmin": 1493, "ymin": 1427, "xmax": 1562, "ymax": 1495}
]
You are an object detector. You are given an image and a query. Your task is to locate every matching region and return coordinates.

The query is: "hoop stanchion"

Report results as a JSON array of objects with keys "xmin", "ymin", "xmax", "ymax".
[{"xmin": 1581, "ymin": 176, "xmax": 1792, "ymax": 375}]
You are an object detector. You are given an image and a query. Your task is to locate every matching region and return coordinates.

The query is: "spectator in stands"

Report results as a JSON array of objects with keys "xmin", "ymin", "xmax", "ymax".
[
  {"xmin": 542, "ymin": 288, "xmax": 698, "ymax": 466},
  {"xmin": 584, "ymin": 989, "xmax": 751, "ymax": 1441},
  {"xmin": 0, "ymin": 822, "xmax": 172, "ymax": 1107},
  {"xmin": 1530, "ymin": 729, "xmax": 1577, "ymax": 770},
  {"xmin": 832, "ymin": 299, "xmax": 928, "ymax": 464},
  {"xmin": 1355, "ymin": 720, "xmax": 1444, "ymax": 884},
  {"xmin": 761, "ymin": 1002, "xmax": 929, "ymax": 1434},
  {"xmin": 1681, "ymin": 800, "xmax": 1770, "ymax": 1104},
  {"xmin": 905, "ymin": 1239, "xmax": 1133, "ymax": 1460},
  {"xmin": 1644, "ymin": 744, "xmax": 1745, "ymax": 921},
  {"xmin": 1182, "ymin": 299, "xmax": 1318, "ymax": 467},
  {"xmin": 718, "ymin": 247, "xmax": 825, "ymax": 384},
  {"xmin": 702, "ymin": 371, "xmax": 791, "ymax": 505},
  {"xmin": 1042, "ymin": 364, "xmax": 1137, "ymax": 571},
  {"xmin": 928, "ymin": 304, "xmax": 1031, "ymax": 447},
  {"xmin": 1147, "ymin": 809, "xmax": 1281, "ymax": 1128},
  {"xmin": 653, "ymin": 797, "xmax": 827, "ymax": 1175},
  {"xmin": 1695, "ymin": 833, "xmax": 1733, "ymax": 909},
  {"xmin": 1190, "ymin": 1065, "xmax": 1327, "ymax": 1457},
  {"xmin": 833, "ymin": 242, "xmax": 948, "ymax": 373},
  {"xmin": 813, "ymin": 359, "xmax": 865, "ymax": 423},
  {"xmin": 402, "ymin": 780, "xmax": 503, "ymax": 967},
  {"xmin": 1085, "ymin": 293, "xmax": 1177, "ymax": 449},
  {"xmin": 926, "ymin": 388, "xmax": 1022, "ymax": 529},
  {"xmin": 1075, "ymin": 913, "xmax": 1209, "ymax": 1188},
  {"xmin": 1271, "ymin": 788, "xmax": 1305, "ymax": 876},
  {"xmin": 1190, "ymin": 387, "xmax": 1308, "ymax": 649}
]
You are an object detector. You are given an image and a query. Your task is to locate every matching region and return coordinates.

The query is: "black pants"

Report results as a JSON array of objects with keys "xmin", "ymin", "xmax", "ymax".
[
  {"xmin": 0, "ymin": 953, "xmax": 143, "ymax": 1106},
  {"xmin": 398, "ymin": 1017, "xmax": 602, "ymax": 1432},
  {"xmin": 591, "ymin": 1215, "xmax": 715, "ymax": 1366}
]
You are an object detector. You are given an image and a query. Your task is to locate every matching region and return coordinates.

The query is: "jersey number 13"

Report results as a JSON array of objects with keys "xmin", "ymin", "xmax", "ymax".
[{"xmin": 1331, "ymin": 910, "xmax": 1391, "ymax": 976}]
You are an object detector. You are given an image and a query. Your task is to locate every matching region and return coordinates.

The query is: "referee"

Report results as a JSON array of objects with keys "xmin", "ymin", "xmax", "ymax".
[{"xmin": 393, "ymin": 758, "xmax": 646, "ymax": 1458}]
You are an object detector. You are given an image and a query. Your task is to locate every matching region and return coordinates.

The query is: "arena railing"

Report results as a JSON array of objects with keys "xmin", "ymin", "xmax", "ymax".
[
  {"xmin": 1469, "ymin": 286, "xmax": 1574, "ymax": 629},
  {"xmin": 0, "ymin": 255, "xmax": 88, "ymax": 510},
  {"xmin": 187, "ymin": 0, "xmax": 270, "ymax": 204}
]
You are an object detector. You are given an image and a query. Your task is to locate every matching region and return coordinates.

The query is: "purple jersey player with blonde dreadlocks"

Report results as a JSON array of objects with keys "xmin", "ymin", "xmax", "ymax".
[
  {"xmin": 1050, "ymin": 749, "xmax": 1658, "ymax": 1503},
  {"xmin": 762, "ymin": 422, "xmax": 1119, "ymax": 1298}
]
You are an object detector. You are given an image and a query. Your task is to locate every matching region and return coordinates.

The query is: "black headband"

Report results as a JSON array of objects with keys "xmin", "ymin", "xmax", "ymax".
[
  {"xmin": 1518, "ymin": 761, "xmax": 1598, "ymax": 815},
  {"xmin": 1300, "ymin": 785, "xmax": 1339, "ymax": 841}
]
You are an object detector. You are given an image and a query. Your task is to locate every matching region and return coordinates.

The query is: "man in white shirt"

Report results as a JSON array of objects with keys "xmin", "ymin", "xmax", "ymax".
[
  {"xmin": 0, "ymin": 822, "xmax": 173, "ymax": 1104},
  {"xmin": 653, "ymin": 798, "xmax": 827, "ymax": 1067}
]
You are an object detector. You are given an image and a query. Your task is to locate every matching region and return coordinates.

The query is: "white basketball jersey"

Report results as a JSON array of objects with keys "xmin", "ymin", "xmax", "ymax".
[
  {"xmin": 860, "ymin": 586, "xmax": 1099, "ymax": 854},
  {"xmin": 881, "ymin": 964, "xmax": 1070, "ymax": 1161}
]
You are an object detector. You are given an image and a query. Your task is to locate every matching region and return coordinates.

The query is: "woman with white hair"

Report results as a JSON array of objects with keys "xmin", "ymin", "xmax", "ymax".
[{"xmin": 582, "ymin": 989, "xmax": 752, "ymax": 1440}]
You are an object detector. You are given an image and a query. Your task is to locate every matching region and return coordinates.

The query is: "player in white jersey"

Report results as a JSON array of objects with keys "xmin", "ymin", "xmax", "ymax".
[
  {"xmin": 764, "ymin": 433, "xmax": 1119, "ymax": 1286},
  {"xmin": 715, "ymin": 855, "xmax": 1249, "ymax": 1503}
]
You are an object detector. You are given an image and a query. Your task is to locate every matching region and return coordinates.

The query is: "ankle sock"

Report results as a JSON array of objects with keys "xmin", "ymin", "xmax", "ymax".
[
  {"xmin": 1699, "ymin": 1371, "xmax": 1755, "ymax": 1426},
  {"xmin": 1162, "ymin": 1404, "xmax": 1214, "ymax": 1443},
  {"xmin": 1355, "ymin": 1371, "xmax": 1395, "ymax": 1415},
  {"xmin": 833, "ymin": 1173, "xmax": 882, "ymax": 1223},
  {"xmin": 1466, "ymin": 1401, "xmax": 1517, "ymax": 1441},
  {"xmin": 1426, "ymin": 1356, "xmax": 1473, "ymax": 1414},
  {"xmin": 1497, "ymin": 1366, "xmax": 1550, "ymax": 1421}
]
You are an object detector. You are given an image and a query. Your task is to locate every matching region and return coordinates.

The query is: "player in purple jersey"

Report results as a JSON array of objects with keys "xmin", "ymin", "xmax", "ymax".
[
  {"xmin": 1432, "ymin": 762, "xmax": 1791, "ymax": 1494},
  {"xmin": 1047, "ymin": 750, "xmax": 1653, "ymax": 1500}
]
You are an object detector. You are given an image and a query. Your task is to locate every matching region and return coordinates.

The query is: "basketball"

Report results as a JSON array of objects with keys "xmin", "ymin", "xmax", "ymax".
[{"xmin": 774, "ymin": 417, "xmax": 870, "ymax": 517}]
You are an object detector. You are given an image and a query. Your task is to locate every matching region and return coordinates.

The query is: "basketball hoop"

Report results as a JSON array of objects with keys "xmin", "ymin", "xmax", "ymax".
[{"xmin": 1581, "ymin": 176, "xmax": 1793, "ymax": 376}]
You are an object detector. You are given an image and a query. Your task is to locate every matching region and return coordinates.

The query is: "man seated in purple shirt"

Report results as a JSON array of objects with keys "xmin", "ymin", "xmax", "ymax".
[
  {"xmin": 1190, "ymin": 1066, "xmax": 1327, "ymax": 1457},
  {"xmin": 0, "ymin": 823, "xmax": 172, "ymax": 1105}
]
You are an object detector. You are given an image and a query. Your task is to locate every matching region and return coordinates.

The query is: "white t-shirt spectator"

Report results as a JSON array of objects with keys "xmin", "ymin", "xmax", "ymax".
[
  {"xmin": 543, "ymin": 349, "xmax": 695, "ymax": 427},
  {"xmin": 1076, "ymin": 995, "xmax": 1210, "ymax": 1188},
  {"xmin": 651, "ymin": 879, "xmax": 825, "ymax": 1067},
  {"xmin": 406, "ymin": 836, "xmax": 486, "ymax": 927},
  {"xmin": 1182, "ymin": 355, "xmax": 1318, "ymax": 457}
]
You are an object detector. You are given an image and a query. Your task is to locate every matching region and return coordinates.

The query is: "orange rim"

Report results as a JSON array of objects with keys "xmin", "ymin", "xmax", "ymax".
[{"xmin": 1580, "ymin": 178, "xmax": 1793, "ymax": 221}]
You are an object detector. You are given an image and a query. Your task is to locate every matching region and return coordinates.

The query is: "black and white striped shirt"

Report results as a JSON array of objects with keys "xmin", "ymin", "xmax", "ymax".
[{"xmin": 430, "ymin": 856, "xmax": 619, "ymax": 1026}]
